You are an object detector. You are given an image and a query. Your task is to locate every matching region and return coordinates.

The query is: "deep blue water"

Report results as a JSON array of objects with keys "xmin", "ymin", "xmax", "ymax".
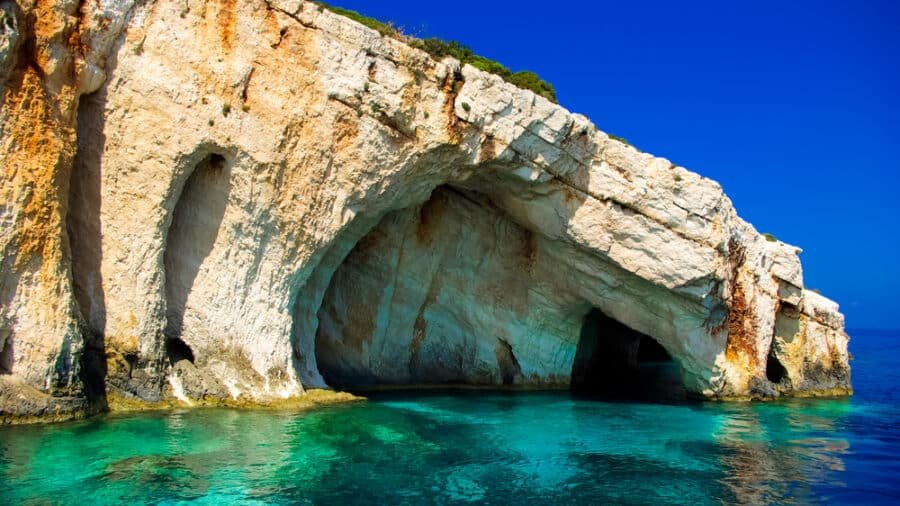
[{"xmin": 1, "ymin": 330, "xmax": 898, "ymax": 504}]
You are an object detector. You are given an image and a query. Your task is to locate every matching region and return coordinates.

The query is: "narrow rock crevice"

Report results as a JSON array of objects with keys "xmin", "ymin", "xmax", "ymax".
[
  {"xmin": 0, "ymin": 336, "xmax": 12, "ymax": 374},
  {"xmin": 68, "ymin": 95, "xmax": 105, "ymax": 330},
  {"xmin": 68, "ymin": 90, "xmax": 108, "ymax": 403},
  {"xmin": 495, "ymin": 338, "xmax": 521, "ymax": 386}
]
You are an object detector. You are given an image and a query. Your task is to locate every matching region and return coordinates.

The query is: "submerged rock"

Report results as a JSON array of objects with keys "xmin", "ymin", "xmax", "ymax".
[{"xmin": 0, "ymin": 1, "xmax": 850, "ymax": 422}]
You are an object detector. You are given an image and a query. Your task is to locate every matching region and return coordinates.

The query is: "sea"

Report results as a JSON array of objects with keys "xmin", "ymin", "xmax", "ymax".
[{"xmin": 1, "ymin": 329, "xmax": 898, "ymax": 504}]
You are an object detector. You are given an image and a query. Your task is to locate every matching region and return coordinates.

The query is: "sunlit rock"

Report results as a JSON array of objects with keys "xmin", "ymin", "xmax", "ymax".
[{"xmin": 0, "ymin": 0, "xmax": 851, "ymax": 422}]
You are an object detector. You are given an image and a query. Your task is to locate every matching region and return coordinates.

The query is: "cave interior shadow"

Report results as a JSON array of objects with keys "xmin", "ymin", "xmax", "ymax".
[{"xmin": 571, "ymin": 308, "xmax": 687, "ymax": 404}]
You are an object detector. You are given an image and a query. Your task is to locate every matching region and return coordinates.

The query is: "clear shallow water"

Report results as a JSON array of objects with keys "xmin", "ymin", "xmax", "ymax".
[{"xmin": 2, "ymin": 331, "xmax": 899, "ymax": 505}]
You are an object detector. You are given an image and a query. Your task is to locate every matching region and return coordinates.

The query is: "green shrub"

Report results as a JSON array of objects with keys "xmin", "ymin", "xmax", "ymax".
[
  {"xmin": 408, "ymin": 37, "xmax": 557, "ymax": 103},
  {"xmin": 410, "ymin": 38, "xmax": 472, "ymax": 61},
  {"xmin": 317, "ymin": 3, "xmax": 558, "ymax": 103},
  {"xmin": 607, "ymin": 133, "xmax": 630, "ymax": 146},
  {"xmin": 222, "ymin": 103, "xmax": 231, "ymax": 117},
  {"xmin": 461, "ymin": 102, "xmax": 471, "ymax": 112},
  {"xmin": 507, "ymin": 71, "xmax": 556, "ymax": 102},
  {"xmin": 762, "ymin": 233, "xmax": 778, "ymax": 242},
  {"xmin": 318, "ymin": 4, "xmax": 399, "ymax": 37},
  {"xmin": 468, "ymin": 54, "xmax": 511, "ymax": 77}
]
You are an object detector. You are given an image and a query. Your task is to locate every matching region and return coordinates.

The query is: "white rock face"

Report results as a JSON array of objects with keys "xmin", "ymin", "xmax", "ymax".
[{"xmin": 0, "ymin": 0, "xmax": 851, "ymax": 420}]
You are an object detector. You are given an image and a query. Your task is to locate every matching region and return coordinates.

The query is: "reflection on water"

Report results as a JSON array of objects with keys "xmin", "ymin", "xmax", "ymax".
[
  {"xmin": 1, "ymin": 330, "xmax": 899, "ymax": 504},
  {"xmin": 711, "ymin": 401, "xmax": 853, "ymax": 504}
]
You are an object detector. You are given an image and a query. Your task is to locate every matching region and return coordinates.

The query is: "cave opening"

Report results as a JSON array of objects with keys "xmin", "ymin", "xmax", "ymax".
[
  {"xmin": 312, "ymin": 184, "xmax": 544, "ymax": 390},
  {"xmin": 766, "ymin": 346, "xmax": 787, "ymax": 384},
  {"xmin": 163, "ymin": 152, "xmax": 229, "ymax": 364},
  {"xmin": 0, "ymin": 336, "xmax": 12, "ymax": 374},
  {"xmin": 571, "ymin": 308, "xmax": 686, "ymax": 402},
  {"xmin": 310, "ymin": 184, "xmax": 687, "ymax": 401},
  {"xmin": 165, "ymin": 337, "xmax": 195, "ymax": 365}
]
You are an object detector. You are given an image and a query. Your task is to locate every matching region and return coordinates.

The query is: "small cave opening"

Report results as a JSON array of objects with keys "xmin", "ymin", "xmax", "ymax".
[
  {"xmin": 495, "ymin": 338, "xmax": 522, "ymax": 386},
  {"xmin": 769, "ymin": 304, "xmax": 797, "ymax": 386},
  {"xmin": 571, "ymin": 309, "xmax": 686, "ymax": 402},
  {"xmin": 165, "ymin": 337, "xmax": 195, "ymax": 365},
  {"xmin": 766, "ymin": 346, "xmax": 787, "ymax": 384},
  {"xmin": 0, "ymin": 336, "xmax": 12, "ymax": 375}
]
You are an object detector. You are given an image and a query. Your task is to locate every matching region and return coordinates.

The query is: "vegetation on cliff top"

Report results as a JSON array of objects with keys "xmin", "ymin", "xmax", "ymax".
[{"xmin": 314, "ymin": 2, "xmax": 558, "ymax": 103}]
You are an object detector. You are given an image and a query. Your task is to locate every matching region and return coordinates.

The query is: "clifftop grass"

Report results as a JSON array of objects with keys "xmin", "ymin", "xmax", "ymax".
[
  {"xmin": 314, "ymin": 2, "xmax": 558, "ymax": 103},
  {"xmin": 318, "ymin": 4, "xmax": 400, "ymax": 37}
]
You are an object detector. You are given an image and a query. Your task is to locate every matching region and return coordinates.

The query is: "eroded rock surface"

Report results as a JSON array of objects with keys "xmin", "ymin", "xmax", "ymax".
[{"xmin": 0, "ymin": 0, "xmax": 851, "ymax": 422}]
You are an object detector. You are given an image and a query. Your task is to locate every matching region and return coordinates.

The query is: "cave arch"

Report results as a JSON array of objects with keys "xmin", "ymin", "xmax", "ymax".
[
  {"xmin": 311, "ymin": 183, "xmax": 689, "ymax": 399},
  {"xmin": 313, "ymin": 185, "xmax": 554, "ymax": 389},
  {"xmin": 163, "ymin": 152, "xmax": 230, "ymax": 364}
]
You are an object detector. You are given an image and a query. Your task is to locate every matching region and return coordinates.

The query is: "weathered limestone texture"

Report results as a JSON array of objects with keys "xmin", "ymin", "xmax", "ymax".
[{"xmin": 0, "ymin": 0, "xmax": 851, "ymax": 422}]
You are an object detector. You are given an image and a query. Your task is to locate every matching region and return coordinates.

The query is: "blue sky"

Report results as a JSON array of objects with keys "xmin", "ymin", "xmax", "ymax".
[{"xmin": 331, "ymin": 0, "xmax": 900, "ymax": 329}]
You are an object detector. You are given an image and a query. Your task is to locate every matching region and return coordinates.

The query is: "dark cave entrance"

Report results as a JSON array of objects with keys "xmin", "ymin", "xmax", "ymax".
[
  {"xmin": 571, "ymin": 309, "xmax": 686, "ymax": 402},
  {"xmin": 0, "ymin": 336, "xmax": 12, "ymax": 374},
  {"xmin": 166, "ymin": 337, "xmax": 195, "ymax": 365},
  {"xmin": 766, "ymin": 345, "xmax": 787, "ymax": 384}
]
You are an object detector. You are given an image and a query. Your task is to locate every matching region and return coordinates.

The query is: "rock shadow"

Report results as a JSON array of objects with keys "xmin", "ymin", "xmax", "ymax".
[
  {"xmin": 66, "ymin": 23, "xmax": 135, "ymax": 405},
  {"xmin": 67, "ymin": 87, "xmax": 110, "ymax": 402}
]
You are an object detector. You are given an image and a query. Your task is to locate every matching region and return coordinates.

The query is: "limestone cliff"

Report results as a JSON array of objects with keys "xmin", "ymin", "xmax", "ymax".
[{"xmin": 0, "ymin": 0, "xmax": 851, "ymax": 422}]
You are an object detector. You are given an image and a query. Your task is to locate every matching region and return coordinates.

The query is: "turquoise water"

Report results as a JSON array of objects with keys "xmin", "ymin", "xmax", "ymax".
[{"xmin": 2, "ymin": 331, "xmax": 899, "ymax": 504}]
